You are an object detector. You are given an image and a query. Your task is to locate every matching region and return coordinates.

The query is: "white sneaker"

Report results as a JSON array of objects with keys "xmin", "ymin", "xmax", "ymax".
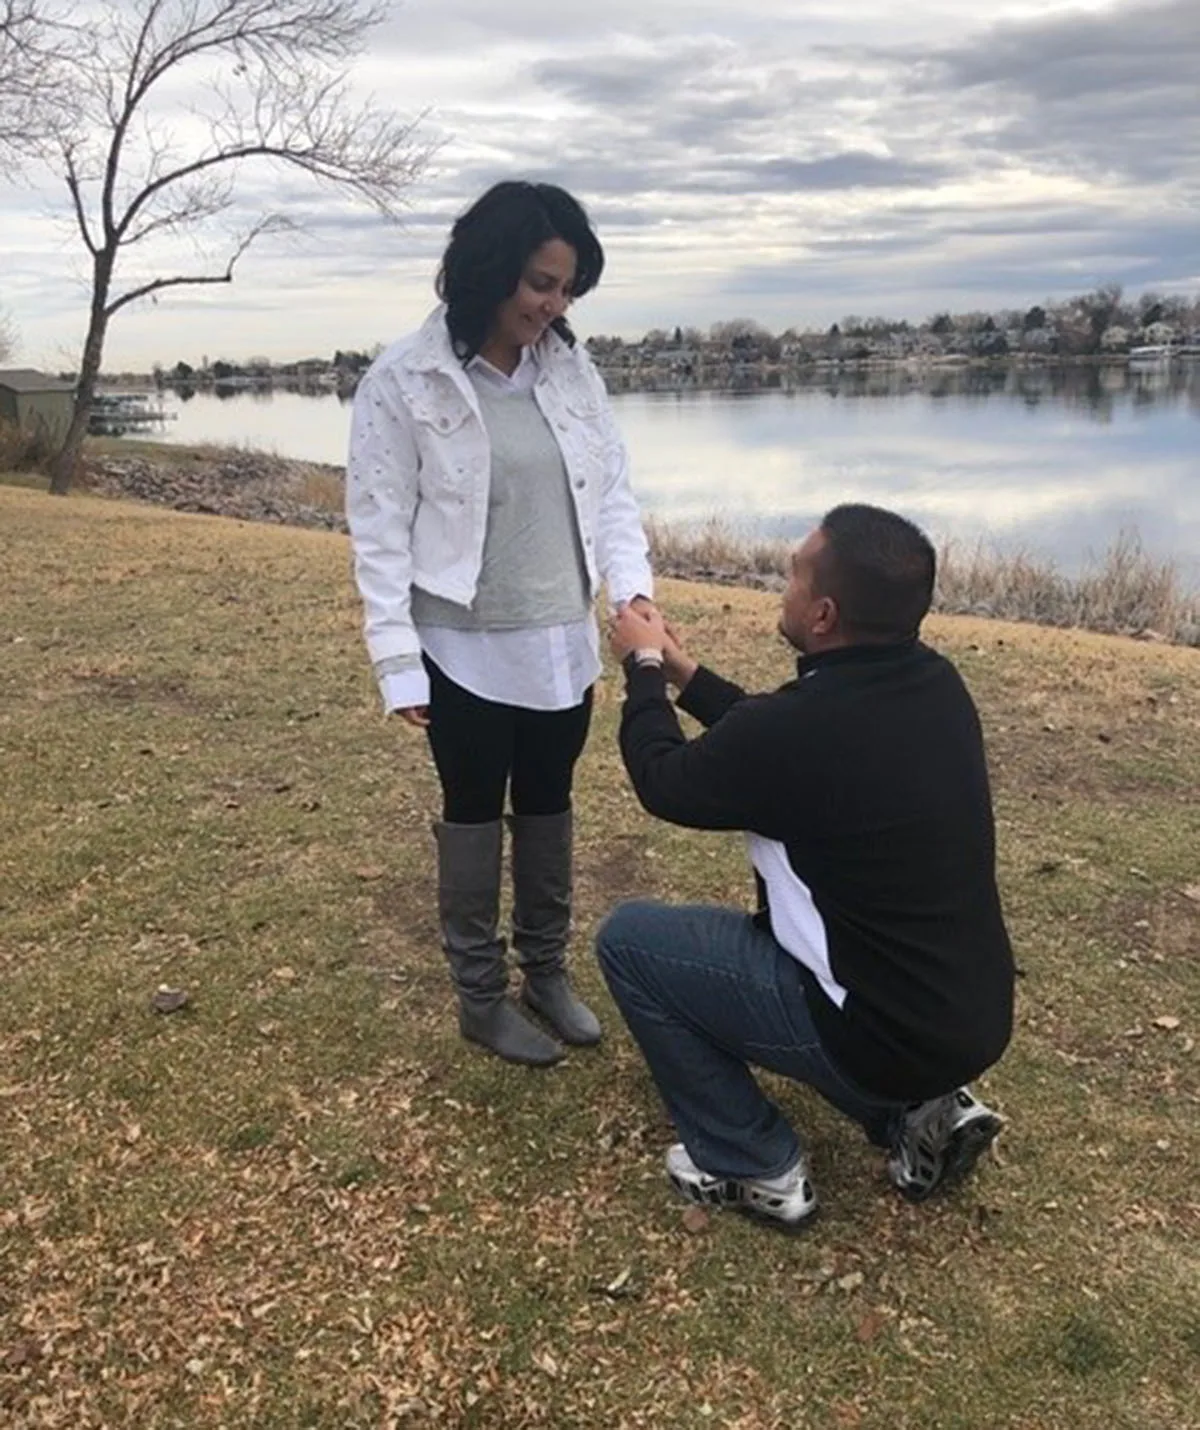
[
  {"xmin": 887, "ymin": 1088, "xmax": 1003, "ymax": 1202},
  {"xmin": 665, "ymin": 1143, "xmax": 818, "ymax": 1233}
]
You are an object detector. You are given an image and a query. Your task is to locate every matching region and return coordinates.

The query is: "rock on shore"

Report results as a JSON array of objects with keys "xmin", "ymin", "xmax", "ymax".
[{"xmin": 83, "ymin": 448, "xmax": 348, "ymax": 533}]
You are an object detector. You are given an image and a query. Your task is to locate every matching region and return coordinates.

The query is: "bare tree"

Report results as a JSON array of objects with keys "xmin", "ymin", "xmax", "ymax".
[{"xmin": 41, "ymin": 0, "xmax": 430, "ymax": 494}]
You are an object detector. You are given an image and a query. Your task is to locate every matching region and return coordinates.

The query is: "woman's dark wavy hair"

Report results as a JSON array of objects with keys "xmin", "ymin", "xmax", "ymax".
[{"xmin": 436, "ymin": 181, "xmax": 605, "ymax": 362}]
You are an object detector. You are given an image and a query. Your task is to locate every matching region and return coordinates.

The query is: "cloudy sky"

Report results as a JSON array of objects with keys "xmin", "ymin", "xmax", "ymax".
[{"xmin": 3, "ymin": 0, "xmax": 1198, "ymax": 369}]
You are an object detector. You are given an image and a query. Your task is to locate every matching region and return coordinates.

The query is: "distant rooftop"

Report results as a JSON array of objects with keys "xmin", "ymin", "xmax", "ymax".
[{"xmin": 0, "ymin": 368, "xmax": 76, "ymax": 394}]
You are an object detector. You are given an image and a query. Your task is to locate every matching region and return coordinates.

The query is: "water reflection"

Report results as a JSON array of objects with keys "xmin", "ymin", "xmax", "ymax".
[
  {"xmin": 605, "ymin": 360, "xmax": 1200, "ymax": 424},
  {"xmin": 613, "ymin": 364, "xmax": 1200, "ymax": 582},
  {"xmin": 145, "ymin": 362, "xmax": 1199, "ymax": 582}
]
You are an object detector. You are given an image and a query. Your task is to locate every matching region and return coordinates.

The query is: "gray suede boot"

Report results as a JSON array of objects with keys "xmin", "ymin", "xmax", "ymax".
[
  {"xmin": 434, "ymin": 820, "xmax": 562, "ymax": 1067},
  {"xmin": 508, "ymin": 810, "xmax": 602, "ymax": 1046}
]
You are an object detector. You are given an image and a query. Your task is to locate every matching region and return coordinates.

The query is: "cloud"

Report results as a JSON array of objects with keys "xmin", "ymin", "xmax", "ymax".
[
  {"xmin": 4, "ymin": 0, "xmax": 1197, "ymax": 368},
  {"xmin": 913, "ymin": 0, "xmax": 1200, "ymax": 185}
]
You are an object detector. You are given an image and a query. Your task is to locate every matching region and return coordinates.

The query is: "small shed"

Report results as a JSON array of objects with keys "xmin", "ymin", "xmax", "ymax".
[{"xmin": 0, "ymin": 369, "xmax": 76, "ymax": 445}]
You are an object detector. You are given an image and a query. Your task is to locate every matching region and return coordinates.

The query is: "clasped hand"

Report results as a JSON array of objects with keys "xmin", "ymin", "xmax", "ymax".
[{"xmin": 608, "ymin": 598, "xmax": 697, "ymax": 689}]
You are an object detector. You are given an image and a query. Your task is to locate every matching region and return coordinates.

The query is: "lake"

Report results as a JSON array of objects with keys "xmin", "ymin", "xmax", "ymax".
[{"xmin": 147, "ymin": 363, "xmax": 1200, "ymax": 582}]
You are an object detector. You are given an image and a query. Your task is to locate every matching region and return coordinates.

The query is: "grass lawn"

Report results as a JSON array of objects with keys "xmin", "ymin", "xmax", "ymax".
[{"xmin": 1, "ymin": 481, "xmax": 1198, "ymax": 1430}]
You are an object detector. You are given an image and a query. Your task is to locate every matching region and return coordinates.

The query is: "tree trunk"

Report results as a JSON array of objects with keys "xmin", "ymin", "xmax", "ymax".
[{"xmin": 48, "ymin": 250, "xmax": 114, "ymax": 496}]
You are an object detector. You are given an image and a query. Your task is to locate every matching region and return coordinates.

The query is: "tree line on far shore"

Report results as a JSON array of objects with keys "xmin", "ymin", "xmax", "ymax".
[
  {"xmin": 133, "ymin": 284, "xmax": 1199, "ymax": 387},
  {"xmin": 587, "ymin": 286, "xmax": 1200, "ymax": 366}
]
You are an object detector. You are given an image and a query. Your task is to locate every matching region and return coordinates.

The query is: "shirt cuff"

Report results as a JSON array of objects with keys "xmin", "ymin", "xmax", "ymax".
[
  {"xmin": 379, "ymin": 665, "xmax": 430, "ymax": 714},
  {"xmin": 608, "ymin": 570, "xmax": 655, "ymax": 607}
]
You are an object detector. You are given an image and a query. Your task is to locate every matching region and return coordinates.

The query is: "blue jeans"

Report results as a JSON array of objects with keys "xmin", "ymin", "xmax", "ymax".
[{"xmin": 596, "ymin": 900, "xmax": 908, "ymax": 1180}]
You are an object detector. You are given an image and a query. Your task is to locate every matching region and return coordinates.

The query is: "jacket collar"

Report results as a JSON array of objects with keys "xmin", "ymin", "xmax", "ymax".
[
  {"xmin": 795, "ymin": 636, "xmax": 921, "ymax": 679},
  {"xmin": 403, "ymin": 305, "xmax": 573, "ymax": 377}
]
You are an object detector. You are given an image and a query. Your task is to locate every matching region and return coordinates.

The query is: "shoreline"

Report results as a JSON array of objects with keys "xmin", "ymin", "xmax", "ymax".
[{"xmin": 72, "ymin": 441, "xmax": 1200, "ymax": 649}]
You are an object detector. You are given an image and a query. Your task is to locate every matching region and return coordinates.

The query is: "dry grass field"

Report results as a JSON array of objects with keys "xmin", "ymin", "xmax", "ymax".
[{"xmin": 2, "ymin": 482, "xmax": 1198, "ymax": 1429}]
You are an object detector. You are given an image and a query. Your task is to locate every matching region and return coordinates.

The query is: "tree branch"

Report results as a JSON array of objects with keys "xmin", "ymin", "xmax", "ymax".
[
  {"xmin": 0, "ymin": 0, "xmax": 65, "ymax": 164},
  {"xmin": 62, "ymin": 142, "xmax": 99, "ymax": 254},
  {"xmin": 104, "ymin": 214, "xmax": 294, "ymax": 316}
]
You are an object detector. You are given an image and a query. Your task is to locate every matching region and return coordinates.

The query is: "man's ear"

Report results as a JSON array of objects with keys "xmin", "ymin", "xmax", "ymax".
[{"xmin": 812, "ymin": 596, "xmax": 838, "ymax": 635}]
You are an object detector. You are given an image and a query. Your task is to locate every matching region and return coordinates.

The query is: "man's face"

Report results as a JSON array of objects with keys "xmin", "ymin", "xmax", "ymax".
[{"xmin": 778, "ymin": 528, "xmax": 836, "ymax": 653}]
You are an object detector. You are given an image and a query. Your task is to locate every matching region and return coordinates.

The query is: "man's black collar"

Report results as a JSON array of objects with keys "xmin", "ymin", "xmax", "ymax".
[{"xmin": 795, "ymin": 636, "xmax": 920, "ymax": 678}]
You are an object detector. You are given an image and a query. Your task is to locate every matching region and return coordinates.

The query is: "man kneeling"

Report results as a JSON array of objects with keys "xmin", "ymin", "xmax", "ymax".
[{"xmin": 601, "ymin": 504, "xmax": 1014, "ymax": 1233}]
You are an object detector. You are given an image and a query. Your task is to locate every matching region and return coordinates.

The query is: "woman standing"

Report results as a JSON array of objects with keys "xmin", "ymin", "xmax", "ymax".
[{"xmin": 347, "ymin": 181, "xmax": 654, "ymax": 1066}]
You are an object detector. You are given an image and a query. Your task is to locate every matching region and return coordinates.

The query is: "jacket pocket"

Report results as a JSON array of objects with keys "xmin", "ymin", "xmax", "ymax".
[{"xmin": 410, "ymin": 400, "xmax": 475, "ymax": 497}]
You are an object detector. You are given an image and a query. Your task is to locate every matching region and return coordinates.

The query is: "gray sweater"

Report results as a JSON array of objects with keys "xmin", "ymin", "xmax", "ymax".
[{"xmin": 412, "ymin": 376, "xmax": 591, "ymax": 630}]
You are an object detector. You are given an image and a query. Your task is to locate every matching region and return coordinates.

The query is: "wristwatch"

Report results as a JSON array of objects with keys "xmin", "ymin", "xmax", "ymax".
[{"xmin": 631, "ymin": 648, "xmax": 664, "ymax": 669}]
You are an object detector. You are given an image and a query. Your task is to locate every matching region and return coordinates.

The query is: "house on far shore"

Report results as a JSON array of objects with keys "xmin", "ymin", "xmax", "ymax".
[{"xmin": 0, "ymin": 369, "xmax": 76, "ymax": 445}]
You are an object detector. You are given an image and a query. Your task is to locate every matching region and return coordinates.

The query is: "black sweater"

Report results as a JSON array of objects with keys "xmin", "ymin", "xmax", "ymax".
[{"xmin": 619, "ymin": 640, "xmax": 1015, "ymax": 1100}]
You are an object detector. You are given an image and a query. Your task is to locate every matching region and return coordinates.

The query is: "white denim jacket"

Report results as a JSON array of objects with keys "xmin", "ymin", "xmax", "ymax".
[{"xmin": 346, "ymin": 307, "xmax": 653, "ymax": 688}]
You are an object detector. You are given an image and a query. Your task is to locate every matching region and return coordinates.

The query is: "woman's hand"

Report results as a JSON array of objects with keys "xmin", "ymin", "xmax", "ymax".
[
  {"xmin": 609, "ymin": 602, "xmax": 667, "ymax": 661},
  {"xmin": 397, "ymin": 705, "xmax": 431, "ymax": 728}
]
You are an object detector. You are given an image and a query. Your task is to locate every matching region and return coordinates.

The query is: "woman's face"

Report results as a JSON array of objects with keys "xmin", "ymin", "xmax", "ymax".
[{"xmin": 489, "ymin": 238, "xmax": 578, "ymax": 351}]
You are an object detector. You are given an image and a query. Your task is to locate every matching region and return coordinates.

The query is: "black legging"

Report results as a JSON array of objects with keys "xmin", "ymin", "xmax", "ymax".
[{"xmin": 424, "ymin": 656, "xmax": 594, "ymax": 824}]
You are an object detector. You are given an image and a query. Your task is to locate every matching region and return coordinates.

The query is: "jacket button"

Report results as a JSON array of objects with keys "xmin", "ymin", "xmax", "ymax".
[{"xmin": 574, "ymin": 478, "xmax": 585, "ymax": 489}]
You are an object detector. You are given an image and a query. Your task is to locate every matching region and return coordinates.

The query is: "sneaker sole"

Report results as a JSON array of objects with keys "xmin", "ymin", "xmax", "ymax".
[
  {"xmin": 667, "ymin": 1171, "xmax": 819, "ymax": 1236},
  {"xmin": 941, "ymin": 1112, "xmax": 1003, "ymax": 1189},
  {"xmin": 896, "ymin": 1112, "xmax": 1003, "ymax": 1203}
]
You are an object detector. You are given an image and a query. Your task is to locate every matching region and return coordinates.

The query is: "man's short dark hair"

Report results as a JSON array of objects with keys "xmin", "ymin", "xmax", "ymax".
[{"xmin": 815, "ymin": 504, "xmax": 936, "ymax": 643}]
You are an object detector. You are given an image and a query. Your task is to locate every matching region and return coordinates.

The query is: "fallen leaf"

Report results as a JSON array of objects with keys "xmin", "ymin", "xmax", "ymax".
[
  {"xmin": 856, "ymin": 1310, "xmax": 886, "ymax": 1343},
  {"xmin": 3, "ymin": 1339, "xmax": 41, "ymax": 1369},
  {"xmin": 150, "ymin": 986, "xmax": 190, "ymax": 1015},
  {"xmin": 1152, "ymin": 1015, "xmax": 1181, "ymax": 1031},
  {"xmin": 681, "ymin": 1206, "xmax": 711, "ymax": 1234},
  {"xmin": 124, "ymin": 1123, "xmax": 142, "ymax": 1145},
  {"xmin": 605, "ymin": 1267, "xmax": 632, "ymax": 1294},
  {"xmin": 836, "ymin": 1272, "xmax": 865, "ymax": 1293},
  {"xmin": 1181, "ymin": 884, "xmax": 1200, "ymax": 904},
  {"xmin": 271, "ymin": 966, "xmax": 296, "ymax": 983},
  {"xmin": 355, "ymin": 866, "xmax": 385, "ymax": 882},
  {"xmin": 532, "ymin": 1348, "xmax": 558, "ymax": 1377}
]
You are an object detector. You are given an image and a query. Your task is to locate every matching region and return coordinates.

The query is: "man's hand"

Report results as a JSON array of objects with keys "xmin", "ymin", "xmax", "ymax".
[
  {"xmin": 660, "ymin": 621, "xmax": 699, "ymax": 691},
  {"xmin": 609, "ymin": 601, "xmax": 667, "ymax": 661},
  {"xmin": 397, "ymin": 705, "xmax": 431, "ymax": 728},
  {"xmin": 609, "ymin": 605, "xmax": 699, "ymax": 691}
]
